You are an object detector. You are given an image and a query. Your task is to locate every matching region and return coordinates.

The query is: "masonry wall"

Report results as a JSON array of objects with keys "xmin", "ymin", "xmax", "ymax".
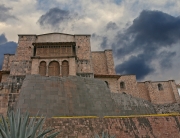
[
  {"xmin": 2, "ymin": 54, "xmax": 15, "ymax": 71},
  {"xmin": 0, "ymin": 72, "xmax": 2, "ymax": 82},
  {"xmin": 0, "ymin": 93, "xmax": 9, "ymax": 116},
  {"xmin": 137, "ymin": 82, "xmax": 151, "ymax": 101},
  {"xmin": 75, "ymin": 35, "xmax": 93, "ymax": 74},
  {"xmin": 169, "ymin": 80, "xmax": 180, "ymax": 103},
  {"xmin": 10, "ymin": 35, "xmax": 36, "ymax": 75},
  {"xmin": 147, "ymin": 81, "xmax": 177, "ymax": 104},
  {"xmin": 92, "ymin": 52, "xmax": 108, "ymax": 74},
  {"xmin": 104, "ymin": 50, "xmax": 116, "ymax": 75},
  {"xmin": 95, "ymin": 77, "xmax": 119, "ymax": 93},
  {"xmin": 1, "ymin": 74, "xmax": 9, "ymax": 83},
  {"xmin": 118, "ymin": 75, "xmax": 139, "ymax": 97},
  {"xmin": 44, "ymin": 116, "xmax": 180, "ymax": 138},
  {"xmin": 31, "ymin": 58, "xmax": 76, "ymax": 76}
]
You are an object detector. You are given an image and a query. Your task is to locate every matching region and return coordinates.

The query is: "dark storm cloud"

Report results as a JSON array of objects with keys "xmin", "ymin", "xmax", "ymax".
[
  {"xmin": 0, "ymin": 34, "xmax": 7, "ymax": 44},
  {"xmin": 100, "ymin": 37, "xmax": 108, "ymax": 48},
  {"xmin": 159, "ymin": 51, "xmax": 176, "ymax": 69},
  {"xmin": 106, "ymin": 21, "xmax": 118, "ymax": 30},
  {"xmin": 115, "ymin": 54, "xmax": 154, "ymax": 80},
  {"xmin": 112, "ymin": 10, "xmax": 180, "ymax": 80},
  {"xmin": 0, "ymin": 4, "xmax": 16, "ymax": 22},
  {"xmin": 38, "ymin": 7, "xmax": 78, "ymax": 29},
  {"xmin": 0, "ymin": 34, "xmax": 17, "ymax": 69}
]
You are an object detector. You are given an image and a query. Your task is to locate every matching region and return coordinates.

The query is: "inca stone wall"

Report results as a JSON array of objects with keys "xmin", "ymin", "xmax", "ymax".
[
  {"xmin": 15, "ymin": 75, "xmax": 156, "ymax": 117},
  {"xmin": 44, "ymin": 116, "xmax": 180, "ymax": 138},
  {"xmin": 0, "ymin": 76, "xmax": 24, "ymax": 116}
]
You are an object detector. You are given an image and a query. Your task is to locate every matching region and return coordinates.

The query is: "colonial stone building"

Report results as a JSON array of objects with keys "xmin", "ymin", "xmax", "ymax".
[{"xmin": 0, "ymin": 33, "xmax": 180, "ymax": 115}]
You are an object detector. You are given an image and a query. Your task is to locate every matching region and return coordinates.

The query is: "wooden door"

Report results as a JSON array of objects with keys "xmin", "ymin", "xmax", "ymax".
[
  {"xmin": 61, "ymin": 61, "xmax": 69, "ymax": 77},
  {"xmin": 39, "ymin": 61, "xmax": 46, "ymax": 76},
  {"xmin": 48, "ymin": 61, "xmax": 60, "ymax": 76}
]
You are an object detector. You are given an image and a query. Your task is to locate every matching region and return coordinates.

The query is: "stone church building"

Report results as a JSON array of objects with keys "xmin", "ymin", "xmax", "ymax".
[{"xmin": 0, "ymin": 33, "xmax": 180, "ymax": 115}]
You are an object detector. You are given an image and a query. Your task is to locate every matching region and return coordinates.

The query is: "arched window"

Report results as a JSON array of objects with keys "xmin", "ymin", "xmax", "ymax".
[
  {"xmin": 39, "ymin": 61, "xmax": 46, "ymax": 76},
  {"xmin": 105, "ymin": 81, "xmax": 109, "ymax": 88},
  {"xmin": 48, "ymin": 61, "xmax": 60, "ymax": 76},
  {"xmin": 158, "ymin": 83, "xmax": 163, "ymax": 91},
  {"xmin": 120, "ymin": 82, "xmax": 125, "ymax": 89},
  {"xmin": 61, "ymin": 60, "xmax": 69, "ymax": 77}
]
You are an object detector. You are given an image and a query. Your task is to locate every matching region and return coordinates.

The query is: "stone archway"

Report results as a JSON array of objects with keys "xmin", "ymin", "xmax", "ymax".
[
  {"xmin": 39, "ymin": 61, "xmax": 46, "ymax": 76},
  {"xmin": 48, "ymin": 61, "xmax": 60, "ymax": 76},
  {"xmin": 61, "ymin": 60, "xmax": 69, "ymax": 77}
]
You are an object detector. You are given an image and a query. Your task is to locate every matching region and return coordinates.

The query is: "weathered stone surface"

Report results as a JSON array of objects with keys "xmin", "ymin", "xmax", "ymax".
[
  {"xmin": 15, "ymin": 75, "xmax": 156, "ymax": 117},
  {"xmin": 44, "ymin": 116, "xmax": 180, "ymax": 138},
  {"xmin": 154, "ymin": 103, "xmax": 180, "ymax": 114}
]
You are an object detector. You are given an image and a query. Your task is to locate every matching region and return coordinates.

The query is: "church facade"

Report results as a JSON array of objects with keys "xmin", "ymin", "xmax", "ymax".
[{"xmin": 0, "ymin": 33, "xmax": 180, "ymax": 115}]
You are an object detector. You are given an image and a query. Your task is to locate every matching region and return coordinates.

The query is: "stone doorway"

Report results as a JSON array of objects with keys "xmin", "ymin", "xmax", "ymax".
[
  {"xmin": 48, "ymin": 61, "xmax": 60, "ymax": 76},
  {"xmin": 39, "ymin": 61, "xmax": 46, "ymax": 76},
  {"xmin": 61, "ymin": 60, "xmax": 69, "ymax": 77}
]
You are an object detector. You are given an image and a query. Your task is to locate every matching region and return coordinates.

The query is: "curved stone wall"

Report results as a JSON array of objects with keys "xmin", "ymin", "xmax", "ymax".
[{"xmin": 15, "ymin": 75, "xmax": 156, "ymax": 117}]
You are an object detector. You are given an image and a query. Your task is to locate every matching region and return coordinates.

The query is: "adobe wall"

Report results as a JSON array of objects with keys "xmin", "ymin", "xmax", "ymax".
[
  {"xmin": 44, "ymin": 116, "xmax": 180, "ymax": 138},
  {"xmin": 91, "ymin": 52, "xmax": 108, "ymax": 74},
  {"xmin": 118, "ymin": 75, "xmax": 139, "ymax": 98},
  {"xmin": 2, "ymin": 54, "xmax": 15, "ymax": 71},
  {"xmin": 31, "ymin": 58, "xmax": 76, "ymax": 76}
]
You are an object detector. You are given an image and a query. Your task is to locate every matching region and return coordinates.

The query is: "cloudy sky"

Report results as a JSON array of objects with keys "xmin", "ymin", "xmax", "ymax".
[{"xmin": 0, "ymin": 0, "xmax": 180, "ymax": 83}]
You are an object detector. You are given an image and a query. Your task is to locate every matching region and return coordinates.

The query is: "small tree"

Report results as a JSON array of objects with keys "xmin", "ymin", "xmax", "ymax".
[{"xmin": 0, "ymin": 110, "xmax": 59, "ymax": 138}]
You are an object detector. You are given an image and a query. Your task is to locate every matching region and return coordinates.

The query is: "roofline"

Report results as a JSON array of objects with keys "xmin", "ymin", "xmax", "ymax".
[
  {"xmin": 4, "ymin": 54, "xmax": 15, "ymax": 55},
  {"xmin": 18, "ymin": 33, "xmax": 91, "ymax": 37},
  {"xmin": 94, "ymin": 74, "xmax": 121, "ymax": 79},
  {"xmin": 18, "ymin": 34, "xmax": 36, "ymax": 36},
  {"xmin": 74, "ymin": 34, "xmax": 91, "ymax": 36},
  {"xmin": 120, "ymin": 74, "xmax": 136, "ymax": 76},
  {"xmin": 138, "ymin": 80, "xmax": 175, "ymax": 83},
  {"xmin": 37, "ymin": 33, "xmax": 74, "ymax": 36},
  {"xmin": 0, "ymin": 70, "xmax": 10, "ymax": 74},
  {"xmin": 92, "ymin": 49, "xmax": 113, "ymax": 53}
]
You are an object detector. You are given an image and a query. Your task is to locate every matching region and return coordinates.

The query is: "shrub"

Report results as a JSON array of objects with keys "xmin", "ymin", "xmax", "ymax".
[{"xmin": 0, "ymin": 110, "xmax": 59, "ymax": 138}]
